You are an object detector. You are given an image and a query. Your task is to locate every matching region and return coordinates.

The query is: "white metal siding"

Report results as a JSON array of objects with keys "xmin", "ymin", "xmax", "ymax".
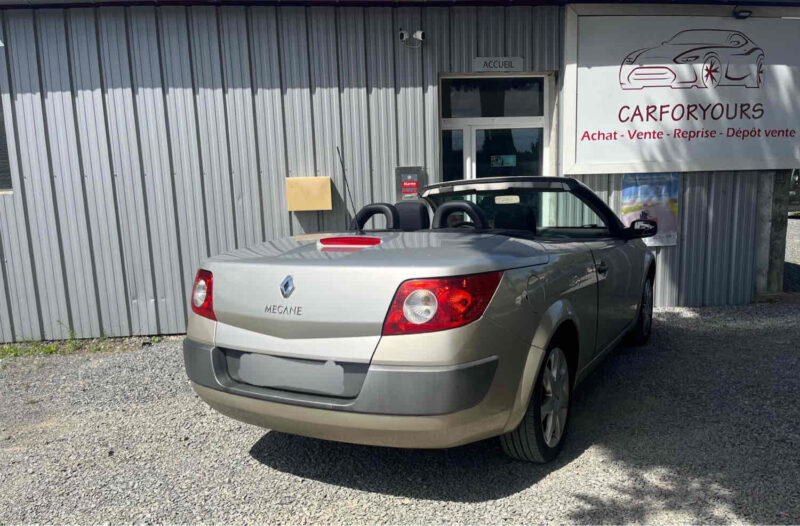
[
  {"xmin": 0, "ymin": 5, "xmax": 770, "ymax": 342},
  {"xmin": 574, "ymin": 171, "xmax": 766, "ymax": 308}
]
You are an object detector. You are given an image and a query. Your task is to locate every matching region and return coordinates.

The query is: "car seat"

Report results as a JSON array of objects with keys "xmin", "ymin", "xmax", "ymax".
[
  {"xmin": 394, "ymin": 201, "xmax": 431, "ymax": 231},
  {"xmin": 432, "ymin": 201, "xmax": 488, "ymax": 229},
  {"xmin": 493, "ymin": 204, "xmax": 537, "ymax": 232}
]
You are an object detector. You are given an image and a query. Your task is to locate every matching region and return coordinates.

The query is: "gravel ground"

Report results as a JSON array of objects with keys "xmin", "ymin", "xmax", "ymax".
[
  {"xmin": 785, "ymin": 217, "xmax": 800, "ymax": 293},
  {"xmin": 2, "ymin": 303, "xmax": 800, "ymax": 524}
]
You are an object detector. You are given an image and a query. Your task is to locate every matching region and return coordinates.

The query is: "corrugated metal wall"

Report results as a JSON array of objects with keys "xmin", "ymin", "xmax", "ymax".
[
  {"xmin": 0, "ymin": 5, "xmax": 564, "ymax": 342},
  {"xmin": 574, "ymin": 171, "xmax": 766, "ymax": 308}
]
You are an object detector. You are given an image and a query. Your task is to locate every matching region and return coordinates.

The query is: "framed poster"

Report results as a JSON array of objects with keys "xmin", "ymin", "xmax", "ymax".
[{"xmin": 622, "ymin": 173, "xmax": 680, "ymax": 247}]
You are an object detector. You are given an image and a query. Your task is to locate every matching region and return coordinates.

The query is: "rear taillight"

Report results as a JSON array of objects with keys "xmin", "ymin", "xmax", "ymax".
[
  {"xmin": 191, "ymin": 269, "xmax": 216, "ymax": 320},
  {"xmin": 382, "ymin": 271, "xmax": 502, "ymax": 336}
]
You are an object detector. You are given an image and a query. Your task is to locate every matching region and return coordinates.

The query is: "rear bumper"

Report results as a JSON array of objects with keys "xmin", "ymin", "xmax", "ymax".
[
  {"xmin": 190, "ymin": 382, "xmax": 508, "ymax": 448},
  {"xmin": 184, "ymin": 338, "xmax": 497, "ymax": 416},
  {"xmin": 184, "ymin": 338, "xmax": 507, "ymax": 447}
]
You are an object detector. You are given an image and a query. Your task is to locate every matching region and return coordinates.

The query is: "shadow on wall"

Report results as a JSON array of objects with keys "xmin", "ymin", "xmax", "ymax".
[
  {"xmin": 785, "ymin": 262, "xmax": 800, "ymax": 293},
  {"xmin": 250, "ymin": 306, "xmax": 800, "ymax": 522},
  {"xmin": 785, "ymin": 215, "xmax": 800, "ymax": 293}
]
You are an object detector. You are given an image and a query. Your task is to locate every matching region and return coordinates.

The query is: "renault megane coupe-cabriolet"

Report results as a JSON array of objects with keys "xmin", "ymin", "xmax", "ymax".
[{"xmin": 183, "ymin": 176, "xmax": 657, "ymax": 463}]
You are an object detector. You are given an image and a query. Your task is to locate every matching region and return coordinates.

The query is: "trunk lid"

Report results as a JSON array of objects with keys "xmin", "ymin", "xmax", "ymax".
[
  {"xmin": 205, "ymin": 231, "xmax": 548, "ymax": 396},
  {"xmin": 207, "ymin": 231, "xmax": 547, "ymax": 341}
]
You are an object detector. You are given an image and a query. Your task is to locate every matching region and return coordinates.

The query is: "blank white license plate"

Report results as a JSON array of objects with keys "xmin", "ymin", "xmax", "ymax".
[{"xmin": 236, "ymin": 352, "xmax": 345, "ymax": 395}]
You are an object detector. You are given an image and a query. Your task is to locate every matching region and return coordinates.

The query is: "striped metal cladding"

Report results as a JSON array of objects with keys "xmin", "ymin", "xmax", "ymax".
[
  {"xmin": 0, "ymin": 4, "xmax": 563, "ymax": 342},
  {"xmin": 573, "ymin": 172, "xmax": 765, "ymax": 309},
  {"xmin": 0, "ymin": 5, "xmax": 770, "ymax": 342}
]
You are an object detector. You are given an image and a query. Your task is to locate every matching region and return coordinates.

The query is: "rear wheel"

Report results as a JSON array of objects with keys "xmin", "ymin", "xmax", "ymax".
[
  {"xmin": 500, "ymin": 345, "xmax": 571, "ymax": 463},
  {"xmin": 628, "ymin": 277, "xmax": 654, "ymax": 346}
]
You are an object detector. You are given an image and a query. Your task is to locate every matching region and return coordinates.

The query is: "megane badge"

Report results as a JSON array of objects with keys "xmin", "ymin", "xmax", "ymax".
[{"xmin": 280, "ymin": 275, "xmax": 295, "ymax": 298}]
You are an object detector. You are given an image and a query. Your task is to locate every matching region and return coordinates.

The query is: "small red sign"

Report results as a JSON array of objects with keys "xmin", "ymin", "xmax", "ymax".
[{"xmin": 401, "ymin": 180, "xmax": 419, "ymax": 194}]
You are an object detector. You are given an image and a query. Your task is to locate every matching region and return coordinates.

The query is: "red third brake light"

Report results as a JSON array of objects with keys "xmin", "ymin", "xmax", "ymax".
[
  {"xmin": 319, "ymin": 236, "xmax": 382, "ymax": 246},
  {"xmin": 382, "ymin": 271, "xmax": 503, "ymax": 336},
  {"xmin": 191, "ymin": 269, "xmax": 216, "ymax": 320},
  {"xmin": 317, "ymin": 236, "xmax": 382, "ymax": 253}
]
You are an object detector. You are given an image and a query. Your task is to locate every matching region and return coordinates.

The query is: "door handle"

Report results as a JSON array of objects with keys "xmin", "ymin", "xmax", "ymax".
[{"xmin": 596, "ymin": 261, "xmax": 609, "ymax": 275}]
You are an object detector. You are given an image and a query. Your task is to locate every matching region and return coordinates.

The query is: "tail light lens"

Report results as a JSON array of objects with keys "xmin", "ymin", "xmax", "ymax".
[
  {"xmin": 318, "ymin": 236, "xmax": 382, "ymax": 253},
  {"xmin": 191, "ymin": 269, "xmax": 216, "ymax": 320},
  {"xmin": 318, "ymin": 236, "xmax": 382, "ymax": 247},
  {"xmin": 382, "ymin": 271, "xmax": 502, "ymax": 336}
]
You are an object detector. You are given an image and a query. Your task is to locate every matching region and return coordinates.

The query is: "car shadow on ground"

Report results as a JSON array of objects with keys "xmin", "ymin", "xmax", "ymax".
[
  {"xmin": 249, "ymin": 426, "xmax": 574, "ymax": 502},
  {"xmin": 250, "ymin": 306, "xmax": 800, "ymax": 520}
]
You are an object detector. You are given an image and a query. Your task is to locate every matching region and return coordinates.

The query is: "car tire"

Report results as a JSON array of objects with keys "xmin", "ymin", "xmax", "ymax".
[
  {"xmin": 627, "ymin": 277, "xmax": 654, "ymax": 346},
  {"xmin": 500, "ymin": 344, "xmax": 572, "ymax": 463}
]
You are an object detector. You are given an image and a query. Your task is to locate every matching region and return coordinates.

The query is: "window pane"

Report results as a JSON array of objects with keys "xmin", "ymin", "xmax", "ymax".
[
  {"xmin": 442, "ymin": 130, "xmax": 464, "ymax": 182},
  {"xmin": 430, "ymin": 188, "xmax": 609, "ymax": 237},
  {"xmin": 539, "ymin": 192, "xmax": 606, "ymax": 229},
  {"xmin": 475, "ymin": 128, "xmax": 542, "ymax": 178},
  {"xmin": 442, "ymin": 77, "xmax": 543, "ymax": 118}
]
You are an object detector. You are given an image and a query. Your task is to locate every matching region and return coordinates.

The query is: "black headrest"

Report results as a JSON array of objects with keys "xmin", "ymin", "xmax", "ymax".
[
  {"xmin": 494, "ymin": 204, "xmax": 537, "ymax": 232},
  {"xmin": 394, "ymin": 201, "xmax": 430, "ymax": 231},
  {"xmin": 432, "ymin": 201, "xmax": 488, "ymax": 229}
]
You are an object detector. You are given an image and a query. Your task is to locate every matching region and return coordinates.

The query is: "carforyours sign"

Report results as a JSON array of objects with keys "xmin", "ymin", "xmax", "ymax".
[{"xmin": 562, "ymin": 7, "xmax": 800, "ymax": 174}]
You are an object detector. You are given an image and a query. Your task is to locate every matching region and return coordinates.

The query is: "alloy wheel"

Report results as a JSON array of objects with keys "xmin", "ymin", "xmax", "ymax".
[{"xmin": 541, "ymin": 347, "xmax": 570, "ymax": 448}]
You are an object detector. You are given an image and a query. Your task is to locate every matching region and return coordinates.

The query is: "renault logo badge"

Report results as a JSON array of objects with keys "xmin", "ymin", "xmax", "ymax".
[{"xmin": 280, "ymin": 275, "xmax": 295, "ymax": 298}]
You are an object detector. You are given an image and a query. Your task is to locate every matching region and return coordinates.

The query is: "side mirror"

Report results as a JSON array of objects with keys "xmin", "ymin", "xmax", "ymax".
[{"xmin": 627, "ymin": 219, "xmax": 658, "ymax": 239}]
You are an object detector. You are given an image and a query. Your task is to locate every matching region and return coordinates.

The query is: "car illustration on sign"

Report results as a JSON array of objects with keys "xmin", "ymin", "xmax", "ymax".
[
  {"xmin": 619, "ymin": 29, "xmax": 765, "ymax": 90},
  {"xmin": 183, "ymin": 176, "xmax": 658, "ymax": 463}
]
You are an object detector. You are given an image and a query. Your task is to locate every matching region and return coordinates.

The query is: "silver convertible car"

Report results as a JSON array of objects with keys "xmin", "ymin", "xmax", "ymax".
[{"xmin": 184, "ymin": 176, "xmax": 657, "ymax": 463}]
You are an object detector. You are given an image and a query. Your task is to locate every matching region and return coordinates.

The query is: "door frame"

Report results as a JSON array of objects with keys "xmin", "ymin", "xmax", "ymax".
[{"xmin": 439, "ymin": 72, "xmax": 556, "ymax": 180}]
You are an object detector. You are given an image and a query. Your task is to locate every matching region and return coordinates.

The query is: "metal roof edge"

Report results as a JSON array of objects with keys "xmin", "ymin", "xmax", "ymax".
[{"xmin": 3, "ymin": 0, "xmax": 800, "ymax": 10}]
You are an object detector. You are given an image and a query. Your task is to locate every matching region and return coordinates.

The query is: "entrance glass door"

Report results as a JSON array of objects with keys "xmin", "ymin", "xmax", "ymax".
[
  {"xmin": 442, "ymin": 129, "xmax": 464, "ymax": 181},
  {"xmin": 474, "ymin": 127, "xmax": 543, "ymax": 179},
  {"xmin": 440, "ymin": 73, "xmax": 550, "ymax": 181}
]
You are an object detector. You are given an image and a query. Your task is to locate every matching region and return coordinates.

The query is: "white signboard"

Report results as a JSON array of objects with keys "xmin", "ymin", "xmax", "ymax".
[
  {"xmin": 564, "ymin": 15, "xmax": 800, "ymax": 174},
  {"xmin": 472, "ymin": 57, "xmax": 524, "ymax": 72}
]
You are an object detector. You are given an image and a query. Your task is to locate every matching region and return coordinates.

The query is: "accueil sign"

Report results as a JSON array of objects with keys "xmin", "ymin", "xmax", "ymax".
[
  {"xmin": 472, "ymin": 57, "xmax": 524, "ymax": 72},
  {"xmin": 563, "ymin": 12, "xmax": 800, "ymax": 174}
]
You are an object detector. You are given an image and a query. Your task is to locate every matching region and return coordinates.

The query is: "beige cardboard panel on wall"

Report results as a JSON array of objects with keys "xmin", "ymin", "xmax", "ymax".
[
  {"xmin": 562, "ymin": 6, "xmax": 800, "ymax": 174},
  {"xmin": 286, "ymin": 177, "xmax": 333, "ymax": 212}
]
